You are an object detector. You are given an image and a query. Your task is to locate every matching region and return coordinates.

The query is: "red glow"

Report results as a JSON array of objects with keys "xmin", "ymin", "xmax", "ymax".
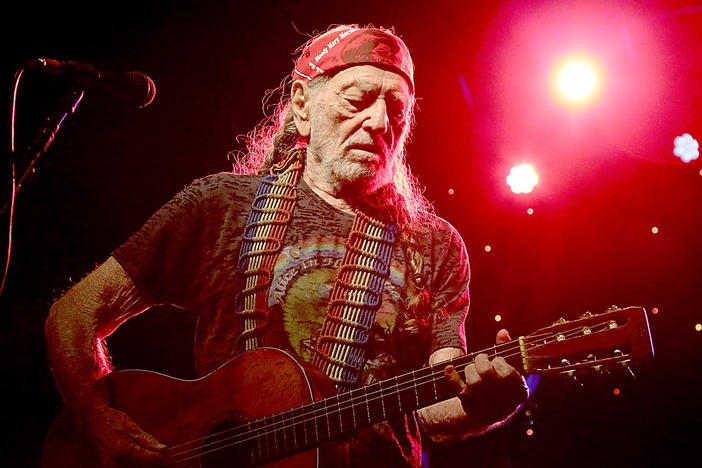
[
  {"xmin": 526, "ymin": 428, "xmax": 534, "ymax": 436},
  {"xmin": 613, "ymin": 388, "xmax": 621, "ymax": 396},
  {"xmin": 477, "ymin": 0, "xmax": 678, "ymax": 198},
  {"xmin": 652, "ymin": 307, "xmax": 659, "ymax": 315}
]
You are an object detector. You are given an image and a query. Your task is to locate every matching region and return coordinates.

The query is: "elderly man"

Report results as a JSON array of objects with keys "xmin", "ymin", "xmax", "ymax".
[{"xmin": 45, "ymin": 25, "xmax": 527, "ymax": 467}]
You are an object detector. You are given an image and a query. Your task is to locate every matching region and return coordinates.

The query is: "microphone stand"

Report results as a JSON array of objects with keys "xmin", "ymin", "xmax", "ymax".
[{"xmin": 2, "ymin": 84, "xmax": 85, "ymax": 215}]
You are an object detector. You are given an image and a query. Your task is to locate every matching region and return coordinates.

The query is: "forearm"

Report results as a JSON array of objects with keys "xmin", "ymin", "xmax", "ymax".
[
  {"xmin": 45, "ymin": 256, "xmax": 152, "ymax": 409},
  {"xmin": 45, "ymin": 294, "xmax": 113, "ymax": 409},
  {"xmin": 418, "ymin": 395, "xmax": 515, "ymax": 444}
]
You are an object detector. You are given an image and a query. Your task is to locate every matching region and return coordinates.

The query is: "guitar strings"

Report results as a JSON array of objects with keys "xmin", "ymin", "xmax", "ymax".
[
  {"xmin": 164, "ymin": 321, "xmax": 615, "ymax": 465},
  {"xmin": 164, "ymin": 321, "xmax": 617, "ymax": 465},
  {"xmin": 162, "ymin": 331, "xmax": 538, "ymax": 457}
]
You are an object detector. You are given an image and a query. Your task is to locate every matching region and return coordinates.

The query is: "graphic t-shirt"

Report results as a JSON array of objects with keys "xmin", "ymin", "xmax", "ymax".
[{"xmin": 113, "ymin": 172, "xmax": 470, "ymax": 467}]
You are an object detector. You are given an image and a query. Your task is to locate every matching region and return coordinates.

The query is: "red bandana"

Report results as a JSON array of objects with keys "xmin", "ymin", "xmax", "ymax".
[{"xmin": 292, "ymin": 26, "xmax": 415, "ymax": 92}]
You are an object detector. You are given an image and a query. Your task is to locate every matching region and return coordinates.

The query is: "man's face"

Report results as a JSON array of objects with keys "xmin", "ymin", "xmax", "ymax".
[{"xmin": 304, "ymin": 65, "xmax": 413, "ymax": 194}]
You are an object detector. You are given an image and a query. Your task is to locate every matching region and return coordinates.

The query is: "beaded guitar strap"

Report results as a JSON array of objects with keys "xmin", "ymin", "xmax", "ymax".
[
  {"xmin": 311, "ymin": 212, "xmax": 397, "ymax": 392},
  {"xmin": 235, "ymin": 158, "xmax": 302, "ymax": 352},
  {"xmin": 234, "ymin": 156, "xmax": 398, "ymax": 391}
]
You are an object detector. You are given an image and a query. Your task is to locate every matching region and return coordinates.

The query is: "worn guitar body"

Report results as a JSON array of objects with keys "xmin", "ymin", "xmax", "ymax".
[{"xmin": 42, "ymin": 348, "xmax": 340, "ymax": 468}]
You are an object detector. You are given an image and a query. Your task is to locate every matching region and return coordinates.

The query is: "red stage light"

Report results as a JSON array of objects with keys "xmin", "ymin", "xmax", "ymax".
[
  {"xmin": 613, "ymin": 388, "xmax": 621, "ymax": 396},
  {"xmin": 507, "ymin": 164, "xmax": 539, "ymax": 194},
  {"xmin": 695, "ymin": 324, "xmax": 702, "ymax": 332},
  {"xmin": 557, "ymin": 61, "xmax": 597, "ymax": 100},
  {"xmin": 494, "ymin": 314, "xmax": 502, "ymax": 322}
]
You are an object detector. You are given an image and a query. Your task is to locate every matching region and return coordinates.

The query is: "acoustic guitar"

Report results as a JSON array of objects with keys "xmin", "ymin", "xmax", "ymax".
[{"xmin": 42, "ymin": 305, "xmax": 654, "ymax": 467}]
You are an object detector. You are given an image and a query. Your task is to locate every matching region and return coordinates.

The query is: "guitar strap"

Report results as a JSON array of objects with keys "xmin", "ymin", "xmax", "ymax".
[
  {"xmin": 234, "ymin": 156, "xmax": 303, "ymax": 352},
  {"xmin": 234, "ymin": 153, "xmax": 398, "ymax": 391},
  {"xmin": 311, "ymin": 211, "xmax": 397, "ymax": 392}
]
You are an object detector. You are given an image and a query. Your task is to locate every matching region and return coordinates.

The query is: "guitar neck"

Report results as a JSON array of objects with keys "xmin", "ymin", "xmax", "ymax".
[{"xmin": 246, "ymin": 348, "xmax": 506, "ymax": 465}]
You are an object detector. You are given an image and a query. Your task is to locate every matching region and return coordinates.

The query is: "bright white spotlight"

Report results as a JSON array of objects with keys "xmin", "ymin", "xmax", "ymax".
[
  {"xmin": 506, "ymin": 164, "xmax": 539, "ymax": 194},
  {"xmin": 558, "ymin": 61, "xmax": 597, "ymax": 100},
  {"xmin": 673, "ymin": 133, "xmax": 699, "ymax": 163}
]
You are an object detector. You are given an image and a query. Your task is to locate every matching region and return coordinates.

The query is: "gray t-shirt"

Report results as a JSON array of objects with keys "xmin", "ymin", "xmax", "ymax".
[{"xmin": 113, "ymin": 172, "xmax": 470, "ymax": 467}]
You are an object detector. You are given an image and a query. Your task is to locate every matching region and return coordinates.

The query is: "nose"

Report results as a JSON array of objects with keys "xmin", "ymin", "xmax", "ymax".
[{"xmin": 362, "ymin": 99, "xmax": 389, "ymax": 134}]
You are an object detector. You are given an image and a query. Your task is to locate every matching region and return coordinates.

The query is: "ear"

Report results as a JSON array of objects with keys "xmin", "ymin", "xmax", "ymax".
[{"xmin": 291, "ymin": 80, "xmax": 311, "ymax": 138}]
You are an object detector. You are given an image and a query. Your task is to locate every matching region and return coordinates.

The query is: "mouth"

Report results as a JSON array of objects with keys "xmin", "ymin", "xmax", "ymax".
[{"xmin": 348, "ymin": 144, "xmax": 384, "ymax": 159}]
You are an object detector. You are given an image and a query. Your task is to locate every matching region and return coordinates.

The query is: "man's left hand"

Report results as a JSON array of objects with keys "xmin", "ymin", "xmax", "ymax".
[{"xmin": 444, "ymin": 329, "xmax": 529, "ymax": 424}]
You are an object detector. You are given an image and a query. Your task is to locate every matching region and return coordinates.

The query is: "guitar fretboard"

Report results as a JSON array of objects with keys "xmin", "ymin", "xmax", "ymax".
[{"xmin": 244, "ymin": 350, "xmax": 497, "ymax": 465}]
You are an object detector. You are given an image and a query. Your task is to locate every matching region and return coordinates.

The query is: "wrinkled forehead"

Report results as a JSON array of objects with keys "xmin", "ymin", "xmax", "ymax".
[
  {"xmin": 292, "ymin": 26, "xmax": 415, "ymax": 94},
  {"xmin": 330, "ymin": 65, "xmax": 413, "ymax": 100}
]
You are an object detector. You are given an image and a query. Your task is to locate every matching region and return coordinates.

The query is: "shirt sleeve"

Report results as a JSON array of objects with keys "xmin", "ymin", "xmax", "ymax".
[
  {"xmin": 428, "ymin": 220, "xmax": 470, "ymax": 355},
  {"xmin": 112, "ymin": 177, "xmax": 208, "ymax": 308}
]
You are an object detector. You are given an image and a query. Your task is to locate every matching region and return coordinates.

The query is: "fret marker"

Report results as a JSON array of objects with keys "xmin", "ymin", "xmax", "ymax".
[
  {"xmin": 412, "ymin": 370, "xmax": 420, "ymax": 407},
  {"xmin": 336, "ymin": 395, "xmax": 343, "ymax": 434},
  {"xmin": 433, "ymin": 373, "xmax": 438, "ymax": 400},
  {"xmin": 351, "ymin": 393, "xmax": 358, "ymax": 430},
  {"xmin": 381, "ymin": 392, "xmax": 387, "ymax": 419},
  {"xmin": 396, "ymin": 376, "xmax": 402, "ymax": 412},
  {"xmin": 365, "ymin": 391, "xmax": 371, "ymax": 424}
]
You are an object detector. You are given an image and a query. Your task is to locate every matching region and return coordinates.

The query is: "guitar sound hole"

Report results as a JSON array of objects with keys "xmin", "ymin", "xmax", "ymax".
[{"xmin": 200, "ymin": 419, "xmax": 253, "ymax": 468}]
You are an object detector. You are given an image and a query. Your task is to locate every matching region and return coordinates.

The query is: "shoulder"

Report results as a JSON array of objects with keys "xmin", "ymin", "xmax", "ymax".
[
  {"xmin": 177, "ymin": 172, "xmax": 263, "ymax": 208},
  {"xmin": 411, "ymin": 213, "xmax": 466, "ymax": 250},
  {"xmin": 189, "ymin": 172, "xmax": 262, "ymax": 197}
]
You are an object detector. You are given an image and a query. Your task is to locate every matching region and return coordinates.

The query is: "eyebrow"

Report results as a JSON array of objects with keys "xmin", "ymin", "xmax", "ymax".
[{"xmin": 339, "ymin": 79, "xmax": 410, "ymax": 102}]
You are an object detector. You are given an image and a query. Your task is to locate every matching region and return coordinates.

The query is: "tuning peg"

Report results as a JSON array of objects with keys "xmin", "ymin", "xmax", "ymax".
[
  {"xmin": 605, "ymin": 305, "xmax": 621, "ymax": 313},
  {"xmin": 613, "ymin": 349, "xmax": 636, "ymax": 380},
  {"xmin": 580, "ymin": 311, "xmax": 593, "ymax": 319},
  {"xmin": 619, "ymin": 360, "xmax": 636, "ymax": 380},
  {"xmin": 553, "ymin": 317, "xmax": 567, "ymax": 326},
  {"xmin": 560, "ymin": 359, "xmax": 583, "ymax": 388}
]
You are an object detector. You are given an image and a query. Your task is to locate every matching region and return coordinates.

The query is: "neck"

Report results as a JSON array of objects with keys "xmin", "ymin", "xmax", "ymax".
[{"xmin": 302, "ymin": 169, "xmax": 356, "ymax": 215}]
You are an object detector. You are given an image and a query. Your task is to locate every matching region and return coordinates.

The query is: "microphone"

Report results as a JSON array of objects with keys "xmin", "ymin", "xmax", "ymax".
[{"xmin": 24, "ymin": 58, "xmax": 156, "ymax": 108}]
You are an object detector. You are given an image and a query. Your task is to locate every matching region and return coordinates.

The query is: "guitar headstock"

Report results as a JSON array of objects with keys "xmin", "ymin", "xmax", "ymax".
[{"xmin": 517, "ymin": 306, "xmax": 654, "ymax": 376}]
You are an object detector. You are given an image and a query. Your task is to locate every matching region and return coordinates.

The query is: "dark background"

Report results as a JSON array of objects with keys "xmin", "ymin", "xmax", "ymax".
[{"xmin": 2, "ymin": 1, "xmax": 701, "ymax": 467}]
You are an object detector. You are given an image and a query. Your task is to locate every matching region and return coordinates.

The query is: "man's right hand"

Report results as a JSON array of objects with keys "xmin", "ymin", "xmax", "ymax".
[{"xmin": 74, "ymin": 404, "xmax": 166, "ymax": 467}]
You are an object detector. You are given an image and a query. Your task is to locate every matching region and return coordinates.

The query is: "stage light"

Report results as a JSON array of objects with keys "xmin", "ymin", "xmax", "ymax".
[
  {"xmin": 526, "ymin": 428, "xmax": 534, "ymax": 436},
  {"xmin": 448, "ymin": 188, "xmax": 455, "ymax": 195},
  {"xmin": 695, "ymin": 324, "xmax": 701, "ymax": 332},
  {"xmin": 557, "ymin": 61, "xmax": 597, "ymax": 100},
  {"xmin": 495, "ymin": 314, "xmax": 502, "ymax": 322},
  {"xmin": 652, "ymin": 307, "xmax": 659, "ymax": 315},
  {"xmin": 527, "ymin": 208, "xmax": 534, "ymax": 215},
  {"xmin": 506, "ymin": 164, "xmax": 538, "ymax": 194},
  {"xmin": 613, "ymin": 387, "xmax": 621, "ymax": 396},
  {"xmin": 484, "ymin": 245, "xmax": 492, "ymax": 252},
  {"xmin": 651, "ymin": 226, "xmax": 659, "ymax": 234},
  {"xmin": 673, "ymin": 133, "xmax": 699, "ymax": 163}
]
